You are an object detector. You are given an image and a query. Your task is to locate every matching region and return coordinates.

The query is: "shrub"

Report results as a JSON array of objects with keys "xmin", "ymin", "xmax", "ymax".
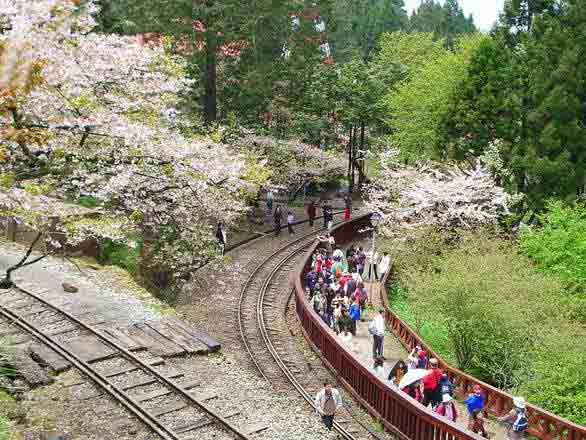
[
  {"xmin": 520, "ymin": 200, "xmax": 586, "ymax": 290},
  {"xmin": 98, "ymin": 239, "xmax": 142, "ymax": 275},
  {"xmin": 78, "ymin": 195, "xmax": 99, "ymax": 208}
]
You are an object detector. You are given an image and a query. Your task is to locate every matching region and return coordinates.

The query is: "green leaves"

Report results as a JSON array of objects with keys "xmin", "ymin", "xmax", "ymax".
[{"xmin": 520, "ymin": 201, "xmax": 586, "ymax": 290}]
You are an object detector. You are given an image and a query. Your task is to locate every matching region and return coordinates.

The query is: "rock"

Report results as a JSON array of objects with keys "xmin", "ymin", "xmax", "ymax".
[{"xmin": 61, "ymin": 282, "xmax": 78, "ymax": 293}]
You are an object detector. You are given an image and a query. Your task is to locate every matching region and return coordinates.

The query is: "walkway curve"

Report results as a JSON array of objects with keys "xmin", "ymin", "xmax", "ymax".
[{"xmin": 294, "ymin": 214, "xmax": 586, "ymax": 440}]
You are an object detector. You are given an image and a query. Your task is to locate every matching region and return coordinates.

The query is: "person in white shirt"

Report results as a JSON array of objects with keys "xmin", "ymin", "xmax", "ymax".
[
  {"xmin": 365, "ymin": 249, "xmax": 380, "ymax": 281},
  {"xmin": 379, "ymin": 252, "xmax": 392, "ymax": 282},
  {"xmin": 368, "ymin": 308, "xmax": 386, "ymax": 358},
  {"xmin": 314, "ymin": 382, "xmax": 343, "ymax": 431}
]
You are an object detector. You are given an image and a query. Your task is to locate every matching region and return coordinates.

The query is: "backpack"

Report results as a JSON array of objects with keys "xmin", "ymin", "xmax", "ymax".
[{"xmin": 512, "ymin": 410, "xmax": 528, "ymax": 432}]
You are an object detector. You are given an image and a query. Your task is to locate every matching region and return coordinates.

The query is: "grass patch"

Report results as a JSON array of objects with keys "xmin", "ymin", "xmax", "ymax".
[
  {"xmin": 98, "ymin": 239, "xmax": 141, "ymax": 276},
  {"xmin": 77, "ymin": 195, "xmax": 99, "ymax": 208},
  {"xmin": 384, "ymin": 227, "xmax": 586, "ymax": 424},
  {"xmin": 388, "ymin": 287, "xmax": 455, "ymax": 365}
]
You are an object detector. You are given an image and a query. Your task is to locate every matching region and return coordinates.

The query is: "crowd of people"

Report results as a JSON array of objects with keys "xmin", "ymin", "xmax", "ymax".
[{"xmin": 305, "ymin": 240, "xmax": 529, "ymax": 439}]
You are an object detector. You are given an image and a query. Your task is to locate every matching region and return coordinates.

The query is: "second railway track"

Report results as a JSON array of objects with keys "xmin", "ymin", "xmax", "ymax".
[
  {"xmin": 0, "ymin": 287, "xmax": 255, "ymax": 440},
  {"xmin": 238, "ymin": 228, "xmax": 384, "ymax": 440}
]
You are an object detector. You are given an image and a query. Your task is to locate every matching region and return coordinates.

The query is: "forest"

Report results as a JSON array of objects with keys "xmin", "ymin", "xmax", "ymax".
[{"xmin": 1, "ymin": 0, "xmax": 586, "ymax": 428}]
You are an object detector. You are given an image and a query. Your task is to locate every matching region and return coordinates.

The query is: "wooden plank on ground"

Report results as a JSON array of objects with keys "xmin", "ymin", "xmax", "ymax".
[
  {"xmin": 63, "ymin": 336, "xmax": 115, "ymax": 363},
  {"xmin": 103, "ymin": 328, "xmax": 146, "ymax": 351},
  {"xmin": 130, "ymin": 323, "xmax": 185, "ymax": 357},
  {"xmin": 164, "ymin": 317, "xmax": 221, "ymax": 351},
  {"xmin": 144, "ymin": 320, "xmax": 206, "ymax": 354}
]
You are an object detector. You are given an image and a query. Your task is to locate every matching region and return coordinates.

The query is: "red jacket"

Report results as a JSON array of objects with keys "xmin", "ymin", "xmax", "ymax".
[{"xmin": 422, "ymin": 368, "xmax": 443, "ymax": 391}]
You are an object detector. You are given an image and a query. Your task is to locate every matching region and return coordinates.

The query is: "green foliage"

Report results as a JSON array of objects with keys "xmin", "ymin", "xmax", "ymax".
[
  {"xmin": 330, "ymin": 0, "xmax": 408, "ymax": 62},
  {"xmin": 441, "ymin": 0, "xmax": 586, "ymax": 209},
  {"xmin": 383, "ymin": 34, "xmax": 486, "ymax": 161},
  {"xmin": 78, "ymin": 195, "xmax": 98, "ymax": 208},
  {"xmin": 387, "ymin": 228, "xmax": 586, "ymax": 421},
  {"xmin": 409, "ymin": 0, "xmax": 475, "ymax": 47},
  {"xmin": 98, "ymin": 239, "xmax": 142, "ymax": 275},
  {"xmin": 520, "ymin": 201, "xmax": 586, "ymax": 290}
]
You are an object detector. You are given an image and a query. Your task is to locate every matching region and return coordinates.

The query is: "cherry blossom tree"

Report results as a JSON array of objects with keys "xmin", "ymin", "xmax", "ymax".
[
  {"xmin": 366, "ymin": 149, "xmax": 511, "ymax": 233},
  {"xmin": 0, "ymin": 0, "xmax": 254, "ymax": 286}
]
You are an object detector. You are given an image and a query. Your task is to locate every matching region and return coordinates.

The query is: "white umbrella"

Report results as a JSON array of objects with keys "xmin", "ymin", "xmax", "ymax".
[{"xmin": 399, "ymin": 369, "xmax": 430, "ymax": 389}]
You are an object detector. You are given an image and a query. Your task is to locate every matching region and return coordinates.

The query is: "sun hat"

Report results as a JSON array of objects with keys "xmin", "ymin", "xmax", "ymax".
[
  {"xmin": 429, "ymin": 358, "xmax": 438, "ymax": 366},
  {"xmin": 442, "ymin": 394, "xmax": 453, "ymax": 403},
  {"xmin": 513, "ymin": 396, "xmax": 526, "ymax": 409}
]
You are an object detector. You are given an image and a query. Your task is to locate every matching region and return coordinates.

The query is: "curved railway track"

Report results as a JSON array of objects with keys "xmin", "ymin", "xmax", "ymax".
[
  {"xmin": 0, "ymin": 287, "xmax": 251, "ymax": 440},
  {"xmin": 238, "ymin": 227, "xmax": 384, "ymax": 440}
]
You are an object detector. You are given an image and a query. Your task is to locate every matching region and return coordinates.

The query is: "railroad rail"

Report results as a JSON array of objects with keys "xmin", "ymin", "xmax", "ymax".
[
  {"xmin": 238, "ymin": 224, "xmax": 384, "ymax": 440},
  {"xmin": 0, "ymin": 287, "xmax": 252, "ymax": 440}
]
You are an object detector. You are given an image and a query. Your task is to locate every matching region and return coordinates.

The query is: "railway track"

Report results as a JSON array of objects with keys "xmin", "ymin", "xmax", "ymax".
[
  {"xmin": 0, "ymin": 287, "xmax": 254, "ymax": 440},
  {"xmin": 238, "ymin": 226, "xmax": 384, "ymax": 440}
]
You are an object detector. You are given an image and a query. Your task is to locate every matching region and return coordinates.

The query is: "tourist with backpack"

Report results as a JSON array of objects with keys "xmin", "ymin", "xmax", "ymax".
[
  {"xmin": 435, "ymin": 394, "xmax": 458, "ymax": 422},
  {"xmin": 498, "ymin": 397, "xmax": 529, "ymax": 439},
  {"xmin": 465, "ymin": 385, "xmax": 485, "ymax": 431}
]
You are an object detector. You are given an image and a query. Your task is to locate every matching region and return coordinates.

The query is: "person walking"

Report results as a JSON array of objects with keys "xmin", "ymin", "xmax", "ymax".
[
  {"xmin": 307, "ymin": 200, "xmax": 317, "ymax": 229},
  {"xmin": 439, "ymin": 373, "xmax": 455, "ymax": 398},
  {"xmin": 421, "ymin": 358, "xmax": 443, "ymax": 409},
  {"xmin": 368, "ymin": 308, "xmax": 385, "ymax": 358},
  {"xmin": 338, "ymin": 308, "xmax": 353, "ymax": 334},
  {"xmin": 314, "ymin": 382, "xmax": 343, "ymax": 431},
  {"xmin": 343, "ymin": 193, "xmax": 352, "ymax": 221},
  {"xmin": 378, "ymin": 252, "xmax": 391, "ymax": 282},
  {"xmin": 215, "ymin": 221, "xmax": 226, "ymax": 256},
  {"xmin": 348, "ymin": 298, "xmax": 360, "ymax": 336},
  {"xmin": 435, "ymin": 394, "xmax": 459, "ymax": 422},
  {"xmin": 274, "ymin": 205, "xmax": 283, "ymax": 236},
  {"xmin": 465, "ymin": 385, "xmax": 486, "ymax": 431},
  {"xmin": 366, "ymin": 249, "xmax": 380, "ymax": 282},
  {"xmin": 498, "ymin": 397, "xmax": 529, "ymax": 440},
  {"xmin": 470, "ymin": 409, "xmax": 489, "ymax": 438},
  {"xmin": 287, "ymin": 211, "xmax": 295, "ymax": 234},
  {"xmin": 266, "ymin": 189, "xmax": 274, "ymax": 212}
]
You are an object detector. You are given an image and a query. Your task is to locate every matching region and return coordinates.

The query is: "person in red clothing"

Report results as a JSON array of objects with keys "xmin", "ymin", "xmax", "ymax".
[
  {"xmin": 435, "ymin": 394, "xmax": 458, "ymax": 422},
  {"xmin": 421, "ymin": 358, "xmax": 443, "ymax": 409}
]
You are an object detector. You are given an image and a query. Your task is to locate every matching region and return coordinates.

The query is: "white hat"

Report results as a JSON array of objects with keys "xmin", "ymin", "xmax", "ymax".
[
  {"xmin": 513, "ymin": 396, "xmax": 526, "ymax": 409},
  {"xmin": 442, "ymin": 394, "xmax": 453, "ymax": 403}
]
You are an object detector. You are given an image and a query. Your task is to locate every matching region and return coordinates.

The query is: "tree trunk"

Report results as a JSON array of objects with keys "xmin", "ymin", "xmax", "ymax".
[
  {"xmin": 204, "ymin": 36, "xmax": 217, "ymax": 125},
  {"xmin": 348, "ymin": 126, "xmax": 354, "ymax": 193},
  {"xmin": 358, "ymin": 122, "xmax": 366, "ymax": 184}
]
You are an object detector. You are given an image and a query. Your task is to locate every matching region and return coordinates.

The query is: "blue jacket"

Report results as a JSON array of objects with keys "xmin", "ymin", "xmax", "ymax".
[
  {"xmin": 464, "ymin": 394, "xmax": 485, "ymax": 413},
  {"xmin": 349, "ymin": 303, "xmax": 360, "ymax": 321}
]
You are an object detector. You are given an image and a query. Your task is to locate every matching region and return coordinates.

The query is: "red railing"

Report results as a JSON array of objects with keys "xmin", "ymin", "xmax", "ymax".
[
  {"xmin": 380, "ymin": 269, "xmax": 586, "ymax": 440},
  {"xmin": 294, "ymin": 215, "xmax": 482, "ymax": 440}
]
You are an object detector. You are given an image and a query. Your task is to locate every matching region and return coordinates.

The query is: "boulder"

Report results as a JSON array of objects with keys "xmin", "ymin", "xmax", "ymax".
[{"xmin": 61, "ymin": 282, "xmax": 78, "ymax": 293}]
